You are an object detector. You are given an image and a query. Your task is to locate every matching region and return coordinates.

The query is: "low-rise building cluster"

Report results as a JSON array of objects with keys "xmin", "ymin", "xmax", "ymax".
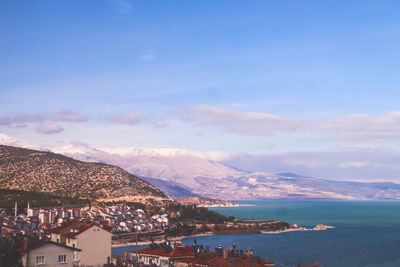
[
  {"xmin": 90, "ymin": 204, "xmax": 169, "ymax": 233},
  {"xmin": 1, "ymin": 221, "xmax": 111, "ymax": 267},
  {"xmin": 1, "ymin": 203, "xmax": 168, "ymax": 238},
  {"xmin": 118, "ymin": 241, "xmax": 275, "ymax": 267},
  {"xmin": 0, "ymin": 202, "xmax": 169, "ymax": 267}
]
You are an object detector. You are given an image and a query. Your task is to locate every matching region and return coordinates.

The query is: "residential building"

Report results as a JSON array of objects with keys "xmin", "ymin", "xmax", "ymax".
[
  {"xmin": 130, "ymin": 242, "xmax": 196, "ymax": 267},
  {"xmin": 51, "ymin": 223, "xmax": 112, "ymax": 266},
  {"xmin": 131, "ymin": 242, "xmax": 275, "ymax": 267},
  {"xmin": 17, "ymin": 239, "xmax": 81, "ymax": 267}
]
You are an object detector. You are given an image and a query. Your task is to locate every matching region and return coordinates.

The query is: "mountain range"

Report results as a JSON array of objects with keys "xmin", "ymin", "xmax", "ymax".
[{"xmin": 2, "ymin": 133, "xmax": 400, "ymax": 200}]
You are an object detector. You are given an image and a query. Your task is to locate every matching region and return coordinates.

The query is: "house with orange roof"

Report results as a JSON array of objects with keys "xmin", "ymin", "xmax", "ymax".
[
  {"xmin": 130, "ymin": 242, "xmax": 197, "ymax": 267},
  {"xmin": 131, "ymin": 242, "xmax": 275, "ymax": 267},
  {"xmin": 174, "ymin": 252, "xmax": 275, "ymax": 267}
]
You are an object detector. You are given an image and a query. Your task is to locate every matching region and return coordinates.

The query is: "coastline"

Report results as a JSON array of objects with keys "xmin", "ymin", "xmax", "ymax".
[
  {"xmin": 201, "ymin": 204, "xmax": 256, "ymax": 208},
  {"xmin": 112, "ymin": 232, "xmax": 215, "ymax": 247},
  {"xmin": 112, "ymin": 224, "xmax": 335, "ymax": 248}
]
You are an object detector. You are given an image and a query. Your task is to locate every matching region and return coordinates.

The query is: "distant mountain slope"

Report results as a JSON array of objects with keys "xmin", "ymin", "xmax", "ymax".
[
  {"xmin": 47, "ymin": 143, "xmax": 241, "ymax": 188},
  {"xmin": 2, "ymin": 134, "xmax": 400, "ymax": 200},
  {"xmin": 193, "ymin": 173, "xmax": 400, "ymax": 200},
  {"xmin": 0, "ymin": 145, "xmax": 171, "ymax": 205},
  {"xmin": 277, "ymin": 172, "xmax": 311, "ymax": 178},
  {"xmin": 141, "ymin": 177, "xmax": 200, "ymax": 198},
  {"xmin": 175, "ymin": 197, "xmax": 240, "ymax": 207}
]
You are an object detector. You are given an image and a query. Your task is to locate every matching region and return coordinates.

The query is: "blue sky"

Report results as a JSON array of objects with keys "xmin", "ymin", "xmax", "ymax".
[{"xmin": 2, "ymin": 1, "xmax": 400, "ymax": 180}]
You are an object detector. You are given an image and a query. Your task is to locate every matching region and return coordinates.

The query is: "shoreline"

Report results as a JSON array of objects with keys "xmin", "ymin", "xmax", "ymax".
[
  {"xmin": 112, "ymin": 232, "xmax": 215, "ymax": 247},
  {"xmin": 201, "ymin": 204, "xmax": 256, "ymax": 208},
  {"xmin": 112, "ymin": 225, "xmax": 335, "ymax": 248}
]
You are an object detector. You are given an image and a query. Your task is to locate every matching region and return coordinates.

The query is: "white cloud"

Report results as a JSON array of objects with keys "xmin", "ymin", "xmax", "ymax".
[
  {"xmin": 172, "ymin": 106, "xmax": 400, "ymax": 141},
  {"xmin": 338, "ymin": 161, "xmax": 373, "ymax": 168},
  {"xmin": 0, "ymin": 111, "xmax": 85, "ymax": 127},
  {"xmin": 50, "ymin": 111, "xmax": 87, "ymax": 122},
  {"xmin": 171, "ymin": 105, "xmax": 307, "ymax": 135},
  {"xmin": 13, "ymin": 113, "xmax": 45, "ymax": 123},
  {"xmin": 0, "ymin": 113, "xmax": 45, "ymax": 126},
  {"xmin": 223, "ymin": 146, "xmax": 400, "ymax": 181},
  {"xmin": 35, "ymin": 122, "xmax": 64, "ymax": 134},
  {"xmin": 318, "ymin": 111, "xmax": 400, "ymax": 141},
  {"xmin": 110, "ymin": 113, "xmax": 147, "ymax": 125}
]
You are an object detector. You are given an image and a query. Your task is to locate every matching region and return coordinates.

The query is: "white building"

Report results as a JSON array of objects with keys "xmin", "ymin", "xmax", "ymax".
[
  {"xmin": 19, "ymin": 240, "xmax": 81, "ymax": 267},
  {"xmin": 55, "ymin": 224, "xmax": 112, "ymax": 266}
]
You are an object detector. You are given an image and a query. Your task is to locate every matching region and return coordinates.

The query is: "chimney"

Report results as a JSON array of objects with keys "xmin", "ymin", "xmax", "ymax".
[
  {"xmin": 245, "ymin": 248, "xmax": 253, "ymax": 256},
  {"xmin": 15, "ymin": 201, "xmax": 18, "ymax": 218},
  {"xmin": 232, "ymin": 242, "xmax": 236, "ymax": 249},
  {"xmin": 23, "ymin": 236, "xmax": 30, "ymax": 250},
  {"xmin": 223, "ymin": 248, "xmax": 228, "ymax": 259}
]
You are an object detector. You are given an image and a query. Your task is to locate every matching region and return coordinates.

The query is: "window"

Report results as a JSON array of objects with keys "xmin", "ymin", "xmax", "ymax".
[
  {"xmin": 36, "ymin": 256, "xmax": 45, "ymax": 265},
  {"xmin": 58, "ymin": 255, "xmax": 67, "ymax": 264}
]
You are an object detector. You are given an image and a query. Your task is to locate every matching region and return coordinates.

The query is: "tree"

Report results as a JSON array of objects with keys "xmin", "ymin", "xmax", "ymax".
[{"xmin": 0, "ymin": 247, "xmax": 23, "ymax": 267}]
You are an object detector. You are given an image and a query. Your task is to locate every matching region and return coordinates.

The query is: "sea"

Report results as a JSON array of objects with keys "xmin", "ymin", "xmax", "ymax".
[{"xmin": 112, "ymin": 200, "xmax": 400, "ymax": 267}]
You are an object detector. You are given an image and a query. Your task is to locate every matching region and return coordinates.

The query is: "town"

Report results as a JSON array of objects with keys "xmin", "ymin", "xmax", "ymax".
[{"xmin": 0, "ymin": 202, "xmax": 288, "ymax": 267}]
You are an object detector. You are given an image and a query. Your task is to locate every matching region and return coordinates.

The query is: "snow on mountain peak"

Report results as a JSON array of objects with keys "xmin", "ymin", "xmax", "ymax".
[
  {"xmin": 98, "ymin": 146, "xmax": 230, "ymax": 161},
  {"xmin": 50, "ymin": 141, "xmax": 102, "ymax": 155},
  {"xmin": 0, "ymin": 133, "xmax": 38, "ymax": 150}
]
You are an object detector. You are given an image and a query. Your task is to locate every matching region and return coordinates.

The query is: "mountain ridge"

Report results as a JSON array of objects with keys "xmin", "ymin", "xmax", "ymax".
[
  {"xmin": 2, "ymin": 134, "xmax": 400, "ymax": 200},
  {"xmin": 0, "ymin": 145, "xmax": 172, "ymax": 205}
]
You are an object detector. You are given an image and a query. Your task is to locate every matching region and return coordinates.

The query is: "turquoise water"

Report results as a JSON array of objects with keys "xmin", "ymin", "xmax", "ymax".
[
  {"xmin": 209, "ymin": 200, "xmax": 400, "ymax": 227},
  {"xmin": 113, "ymin": 200, "xmax": 400, "ymax": 266},
  {"xmin": 188, "ymin": 200, "xmax": 400, "ymax": 266}
]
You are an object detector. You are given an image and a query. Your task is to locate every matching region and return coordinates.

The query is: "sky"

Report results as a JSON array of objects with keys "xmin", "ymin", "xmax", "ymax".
[{"xmin": 1, "ymin": 0, "xmax": 400, "ymax": 181}]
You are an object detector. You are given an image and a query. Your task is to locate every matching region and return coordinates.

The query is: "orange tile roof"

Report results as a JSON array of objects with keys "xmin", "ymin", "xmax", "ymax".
[
  {"xmin": 132, "ymin": 244, "xmax": 196, "ymax": 258},
  {"xmin": 175, "ymin": 252, "xmax": 274, "ymax": 267},
  {"xmin": 62, "ymin": 223, "xmax": 94, "ymax": 238}
]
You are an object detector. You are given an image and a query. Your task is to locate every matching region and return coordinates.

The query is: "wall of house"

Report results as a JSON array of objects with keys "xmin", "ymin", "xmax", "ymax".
[
  {"xmin": 23, "ymin": 243, "xmax": 76, "ymax": 267},
  {"xmin": 50, "ymin": 233, "xmax": 61, "ymax": 243},
  {"xmin": 76, "ymin": 225, "xmax": 112, "ymax": 266}
]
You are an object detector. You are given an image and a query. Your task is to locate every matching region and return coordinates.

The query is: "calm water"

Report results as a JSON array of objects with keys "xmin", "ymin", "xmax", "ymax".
[{"xmin": 113, "ymin": 200, "xmax": 400, "ymax": 267}]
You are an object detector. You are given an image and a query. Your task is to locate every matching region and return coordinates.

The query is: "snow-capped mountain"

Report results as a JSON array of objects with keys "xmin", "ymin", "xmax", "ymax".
[
  {"xmin": 53, "ymin": 143, "xmax": 243, "ymax": 188},
  {"xmin": 0, "ymin": 133, "xmax": 39, "ymax": 150},
  {"xmin": 2, "ymin": 133, "xmax": 400, "ymax": 200}
]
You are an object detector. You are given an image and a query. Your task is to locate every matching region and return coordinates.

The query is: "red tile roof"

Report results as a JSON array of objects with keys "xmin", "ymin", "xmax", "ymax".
[
  {"xmin": 132, "ymin": 244, "xmax": 196, "ymax": 258},
  {"xmin": 49, "ymin": 220, "xmax": 80, "ymax": 233},
  {"xmin": 175, "ymin": 252, "xmax": 274, "ymax": 267},
  {"xmin": 62, "ymin": 223, "xmax": 94, "ymax": 238}
]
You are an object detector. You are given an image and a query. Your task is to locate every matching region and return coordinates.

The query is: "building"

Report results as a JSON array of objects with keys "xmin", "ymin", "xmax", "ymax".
[
  {"xmin": 131, "ymin": 242, "xmax": 275, "ymax": 267},
  {"xmin": 51, "ymin": 222, "xmax": 112, "ymax": 266},
  {"xmin": 130, "ymin": 242, "xmax": 196, "ymax": 267},
  {"xmin": 174, "ymin": 252, "xmax": 275, "ymax": 267},
  {"xmin": 17, "ymin": 239, "xmax": 81, "ymax": 267}
]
